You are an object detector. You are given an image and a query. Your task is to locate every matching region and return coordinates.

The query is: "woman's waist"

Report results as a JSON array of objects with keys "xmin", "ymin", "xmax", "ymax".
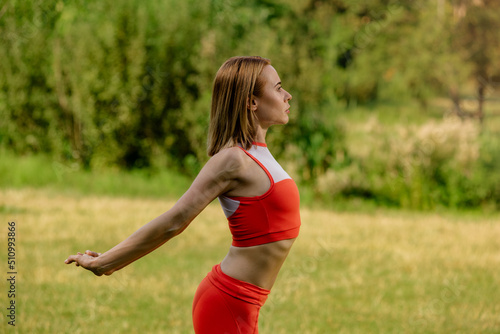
[{"xmin": 220, "ymin": 238, "xmax": 295, "ymax": 290}]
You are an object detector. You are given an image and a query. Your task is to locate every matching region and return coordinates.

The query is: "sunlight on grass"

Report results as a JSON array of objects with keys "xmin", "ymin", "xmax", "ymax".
[{"xmin": 0, "ymin": 188, "xmax": 499, "ymax": 333}]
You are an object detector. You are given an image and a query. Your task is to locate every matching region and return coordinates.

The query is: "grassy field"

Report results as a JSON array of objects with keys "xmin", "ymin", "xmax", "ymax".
[{"xmin": 1, "ymin": 187, "xmax": 499, "ymax": 333}]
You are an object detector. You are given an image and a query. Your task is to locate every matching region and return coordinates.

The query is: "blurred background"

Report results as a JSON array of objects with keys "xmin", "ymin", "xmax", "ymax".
[
  {"xmin": 1, "ymin": 0, "xmax": 500, "ymax": 211},
  {"xmin": 2, "ymin": 2, "xmax": 500, "ymax": 332}
]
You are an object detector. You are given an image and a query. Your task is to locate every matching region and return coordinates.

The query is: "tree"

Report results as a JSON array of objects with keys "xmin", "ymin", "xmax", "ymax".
[{"xmin": 451, "ymin": 0, "xmax": 500, "ymax": 123}]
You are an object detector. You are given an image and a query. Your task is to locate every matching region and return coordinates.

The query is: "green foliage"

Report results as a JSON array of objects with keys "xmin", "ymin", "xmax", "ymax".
[
  {"xmin": 1, "ymin": 0, "xmax": 500, "ymax": 210},
  {"xmin": 0, "ymin": 0, "xmax": 349, "ymax": 174},
  {"xmin": 318, "ymin": 115, "xmax": 500, "ymax": 210},
  {"xmin": 1, "ymin": 0, "xmax": 213, "ymax": 170}
]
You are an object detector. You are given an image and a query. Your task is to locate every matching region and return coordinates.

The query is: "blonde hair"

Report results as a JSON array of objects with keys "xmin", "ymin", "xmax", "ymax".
[{"xmin": 207, "ymin": 56, "xmax": 271, "ymax": 156}]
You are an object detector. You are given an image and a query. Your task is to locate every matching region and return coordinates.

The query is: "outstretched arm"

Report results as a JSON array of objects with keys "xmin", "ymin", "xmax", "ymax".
[{"xmin": 65, "ymin": 148, "xmax": 243, "ymax": 276}]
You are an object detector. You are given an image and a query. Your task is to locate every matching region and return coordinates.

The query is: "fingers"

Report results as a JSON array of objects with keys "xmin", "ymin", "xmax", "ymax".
[
  {"xmin": 64, "ymin": 252, "xmax": 85, "ymax": 265},
  {"xmin": 65, "ymin": 254, "xmax": 75, "ymax": 263},
  {"xmin": 64, "ymin": 259, "xmax": 81, "ymax": 269},
  {"xmin": 65, "ymin": 250, "xmax": 101, "ymax": 264},
  {"xmin": 65, "ymin": 251, "xmax": 103, "ymax": 276},
  {"xmin": 85, "ymin": 250, "xmax": 101, "ymax": 257}
]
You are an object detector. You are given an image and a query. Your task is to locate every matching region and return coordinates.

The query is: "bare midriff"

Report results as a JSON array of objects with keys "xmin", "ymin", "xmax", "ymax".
[{"xmin": 220, "ymin": 238, "xmax": 296, "ymax": 290}]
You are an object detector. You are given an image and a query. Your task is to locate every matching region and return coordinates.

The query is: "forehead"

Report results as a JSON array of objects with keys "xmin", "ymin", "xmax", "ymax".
[{"xmin": 260, "ymin": 65, "xmax": 281, "ymax": 85}]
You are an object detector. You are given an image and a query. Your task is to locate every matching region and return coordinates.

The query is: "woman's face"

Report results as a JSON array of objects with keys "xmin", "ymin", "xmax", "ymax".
[{"xmin": 253, "ymin": 65, "xmax": 292, "ymax": 129}]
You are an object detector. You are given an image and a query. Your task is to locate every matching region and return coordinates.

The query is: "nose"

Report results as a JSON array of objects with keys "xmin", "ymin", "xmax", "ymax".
[{"xmin": 285, "ymin": 90, "xmax": 292, "ymax": 101}]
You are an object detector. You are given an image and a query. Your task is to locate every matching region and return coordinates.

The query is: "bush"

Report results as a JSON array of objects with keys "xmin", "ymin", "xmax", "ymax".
[{"xmin": 318, "ymin": 116, "xmax": 499, "ymax": 210}]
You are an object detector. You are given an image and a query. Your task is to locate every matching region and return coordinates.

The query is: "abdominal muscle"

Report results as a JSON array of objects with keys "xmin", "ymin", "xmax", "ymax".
[{"xmin": 220, "ymin": 238, "xmax": 296, "ymax": 291}]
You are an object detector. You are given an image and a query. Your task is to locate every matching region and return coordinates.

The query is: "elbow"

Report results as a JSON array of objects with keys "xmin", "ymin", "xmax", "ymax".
[
  {"xmin": 165, "ymin": 212, "xmax": 193, "ymax": 239},
  {"xmin": 170, "ymin": 224, "xmax": 189, "ymax": 238},
  {"xmin": 162, "ymin": 224, "xmax": 187, "ymax": 241}
]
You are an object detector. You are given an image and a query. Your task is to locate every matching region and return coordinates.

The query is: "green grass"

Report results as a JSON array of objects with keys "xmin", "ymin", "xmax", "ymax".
[
  {"xmin": 0, "ymin": 150, "xmax": 326, "ymax": 209},
  {"xmin": 0, "ymin": 150, "xmax": 192, "ymax": 200},
  {"xmin": 0, "ymin": 188, "xmax": 499, "ymax": 333},
  {"xmin": 0, "ymin": 118, "xmax": 499, "ymax": 333}
]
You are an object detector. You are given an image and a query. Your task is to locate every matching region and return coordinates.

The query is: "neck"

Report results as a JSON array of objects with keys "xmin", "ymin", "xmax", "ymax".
[{"xmin": 254, "ymin": 126, "xmax": 267, "ymax": 144}]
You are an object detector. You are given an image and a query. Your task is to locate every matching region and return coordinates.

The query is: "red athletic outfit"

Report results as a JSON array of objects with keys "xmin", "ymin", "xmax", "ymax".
[{"xmin": 192, "ymin": 143, "xmax": 301, "ymax": 333}]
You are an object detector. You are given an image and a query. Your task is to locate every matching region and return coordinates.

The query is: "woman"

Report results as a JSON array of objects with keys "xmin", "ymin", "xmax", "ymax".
[{"xmin": 65, "ymin": 56, "xmax": 301, "ymax": 333}]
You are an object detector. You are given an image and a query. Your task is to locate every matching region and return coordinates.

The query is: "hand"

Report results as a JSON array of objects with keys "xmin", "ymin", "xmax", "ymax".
[{"xmin": 65, "ymin": 250, "xmax": 107, "ymax": 276}]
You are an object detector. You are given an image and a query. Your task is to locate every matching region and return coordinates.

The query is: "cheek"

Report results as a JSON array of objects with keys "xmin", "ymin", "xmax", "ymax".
[
  {"xmin": 257, "ymin": 92, "xmax": 282, "ymax": 112},
  {"xmin": 270, "ymin": 93, "xmax": 283, "ymax": 105}
]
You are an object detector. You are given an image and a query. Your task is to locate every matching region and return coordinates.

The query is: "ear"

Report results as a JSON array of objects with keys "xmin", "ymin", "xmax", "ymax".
[{"xmin": 247, "ymin": 95, "xmax": 258, "ymax": 111}]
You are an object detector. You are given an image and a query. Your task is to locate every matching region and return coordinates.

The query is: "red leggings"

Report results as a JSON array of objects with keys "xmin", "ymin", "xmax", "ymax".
[{"xmin": 192, "ymin": 264, "xmax": 270, "ymax": 334}]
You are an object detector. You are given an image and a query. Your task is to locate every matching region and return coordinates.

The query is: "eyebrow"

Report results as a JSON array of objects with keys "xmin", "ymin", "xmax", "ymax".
[{"xmin": 274, "ymin": 81, "xmax": 282, "ymax": 87}]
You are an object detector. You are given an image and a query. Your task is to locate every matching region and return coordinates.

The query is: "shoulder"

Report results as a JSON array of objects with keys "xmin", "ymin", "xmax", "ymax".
[
  {"xmin": 213, "ymin": 146, "xmax": 247, "ymax": 160},
  {"xmin": 208, "ymin": 146, "xmax": 250, "ymax": 177},
  {"xmin": 176, "ymin": 147, "xmax": 248, "ymax": 208}
]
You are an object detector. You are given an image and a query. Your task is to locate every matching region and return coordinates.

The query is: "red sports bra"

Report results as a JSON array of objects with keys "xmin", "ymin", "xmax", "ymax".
[{"xmin": 218, "ymin": 142, "xmax": 301, "ymax": 247}]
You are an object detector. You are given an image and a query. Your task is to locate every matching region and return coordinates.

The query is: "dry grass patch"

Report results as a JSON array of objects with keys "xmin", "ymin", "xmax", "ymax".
[{"xmin": 1, "ymin": 188, "xmax": 499, "ymax": 333}]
